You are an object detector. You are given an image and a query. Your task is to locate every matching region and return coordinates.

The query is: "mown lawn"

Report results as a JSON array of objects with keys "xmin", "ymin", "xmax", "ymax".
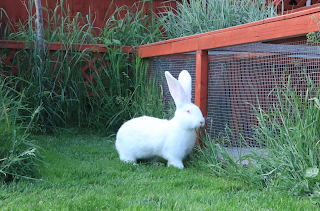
[{"xmin": 0, "ymin": 133, "xmax": 318, "ymax": 210}]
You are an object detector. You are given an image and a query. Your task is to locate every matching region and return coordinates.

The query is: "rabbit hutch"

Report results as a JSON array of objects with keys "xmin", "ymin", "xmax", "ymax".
[{"xmin": 138, "ymin": 4, "xmax": 320, "ymax": 146}]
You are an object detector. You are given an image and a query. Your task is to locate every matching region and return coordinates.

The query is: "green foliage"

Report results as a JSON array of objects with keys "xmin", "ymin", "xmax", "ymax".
[
  {"xmin": 3, "ymin": 47, "xmax": 164, "ymax": 133},
  {"xmin": 0, "ymin": 1, "xmax": 165, "ymax": 133},
  {"xmin": 102, "ymin": 1, "xmax": 164, "ymax": 46},
  {"xmin": 85, "ymin": 48, "xmax": 165, "ymax": 131},
  {"xmin": 291, "ymin": 166, "xmax": 320, "ymax": 205},
  {"xmin": 306, "ymin": 15, "xmax": 320, "ymax": 45},
  {"xmin": 0, "ymin": 80, "xmax": 42, "ymax": 183},
  {"xmin": 159, "ymin": 0, "xmax": 279, "ymax": 39},
  {"xmin": 6, "ymin": 48, "xmax": 90, "ymax": 132},
  {"xmin": 0, "ymin": 8, "xmax": 14, "ymax": 39},
  {"xmin": 307, "ymin": 32, "xmax": 320, "ymax": 45},
  {"xmin": 4, "ymin": 0, "xmax": 100, "ymax": 44}
]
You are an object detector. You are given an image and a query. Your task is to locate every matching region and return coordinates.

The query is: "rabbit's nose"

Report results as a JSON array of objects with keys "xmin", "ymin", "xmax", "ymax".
[{"xmin": 200, "ymin": 120, "xmax": 205, "ymax": 127}]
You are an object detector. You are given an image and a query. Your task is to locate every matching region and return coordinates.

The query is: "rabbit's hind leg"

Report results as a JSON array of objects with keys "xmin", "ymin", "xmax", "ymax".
[{"xmin": 149, "ymin": 157, "xmax": 165, "ymax": 167}]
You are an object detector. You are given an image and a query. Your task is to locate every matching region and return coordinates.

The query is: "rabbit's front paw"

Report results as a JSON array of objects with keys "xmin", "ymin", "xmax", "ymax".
[{"xmin": 168, "ymin": 160, "xmax": 184, "ymax": 169}]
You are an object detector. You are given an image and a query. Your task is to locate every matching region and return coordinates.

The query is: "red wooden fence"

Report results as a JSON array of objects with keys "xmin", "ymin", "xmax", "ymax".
[
  {"xmin": 2, "ymin": 0, "xmax": 319, "ymax": 32},
  {"xmin": 0, "ymin": 0, "xmax": 178, "ymax": 31}
]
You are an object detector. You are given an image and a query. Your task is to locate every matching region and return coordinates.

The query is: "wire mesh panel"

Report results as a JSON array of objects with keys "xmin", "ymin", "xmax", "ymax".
[
  {"xmin": 148, "ymin": 53, "xmax": 196, "ymax": 107},
  {"xmin": 207, "ymin": 41, "xmax": 320, "ymax": 146}
]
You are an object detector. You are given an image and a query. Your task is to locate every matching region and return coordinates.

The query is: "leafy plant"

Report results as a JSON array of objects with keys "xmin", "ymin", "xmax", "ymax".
[{"xmin": 290, "ymin": 166, "xmax": 320, "ymax": 205}]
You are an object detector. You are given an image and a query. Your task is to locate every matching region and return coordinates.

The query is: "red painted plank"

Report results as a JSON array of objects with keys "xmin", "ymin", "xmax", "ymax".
[
  {"xmin": 195, "ymin": 50, "xmax": 208, "ymax": 119},
  {"xmin": 0, "ymin": 40, "xmax": 134, "ymax": 53},
  {"xmin": 0, "ymin": 40, "xmax": 27, "ymax": 49},
  {"xmin": 195, "ymin": 50, "xmax": 208, "ymax": 146}
]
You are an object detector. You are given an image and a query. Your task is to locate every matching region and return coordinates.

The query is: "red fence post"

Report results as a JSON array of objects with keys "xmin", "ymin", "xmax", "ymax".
[
  {"xmin": 195, "ymin": 50, "xmax": 208, "ymax": 145},
  {"xmin": 195, "ymin": 50, "xmax": 208, "ymax": 118}
]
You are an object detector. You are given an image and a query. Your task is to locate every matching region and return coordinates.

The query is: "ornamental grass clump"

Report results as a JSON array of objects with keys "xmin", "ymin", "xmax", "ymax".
[
  {"xmin": 84, "ymin": 48, "xmax": 165, "ymax": 131},
  {"xmin": 0, "ymin": 79, "xmax": 42, "ymax": 183},
  {"xmin": 102, "ymin": 1, "xmax": 164, "ymax": 46},
  {"xmin": 159, "ymin": 0, "xmax": 279, "ymax": 39}
]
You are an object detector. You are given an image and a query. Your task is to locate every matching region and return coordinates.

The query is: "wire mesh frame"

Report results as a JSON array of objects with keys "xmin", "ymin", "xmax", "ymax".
[{"xmin": 148, "ymin": 40, "xmax": 320, "ymax": 147}]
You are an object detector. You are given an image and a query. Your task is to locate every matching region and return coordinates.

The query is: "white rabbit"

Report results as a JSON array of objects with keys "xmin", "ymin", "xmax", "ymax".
[{"xmin": 115, "ymin": 70, "xmax": 205, "ymax": 169}]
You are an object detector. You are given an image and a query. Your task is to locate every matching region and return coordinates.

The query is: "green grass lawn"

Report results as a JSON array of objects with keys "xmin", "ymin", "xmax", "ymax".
[{"xmin": 0, "ymin": 133, "xmax": 318, "ymax": 210}]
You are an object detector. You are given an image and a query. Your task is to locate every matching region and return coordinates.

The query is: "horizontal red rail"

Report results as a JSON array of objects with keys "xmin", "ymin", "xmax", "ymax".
[
  {"xmin": 138, "ymin": 5, "xmax": 320, "ymax": 58},
  {"xmin": 0, "ymin": 40, "xmax": 134, "ymax": 53}
]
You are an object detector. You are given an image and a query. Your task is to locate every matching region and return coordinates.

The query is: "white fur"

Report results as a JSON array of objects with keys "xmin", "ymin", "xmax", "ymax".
[{"xmin": 115, "ymin": 70, "xmax": 205, "ymax": 169}]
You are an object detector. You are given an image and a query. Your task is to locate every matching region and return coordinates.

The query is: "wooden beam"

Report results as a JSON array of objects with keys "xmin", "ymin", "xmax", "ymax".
[
  {"xmin": 195, "ymin": 50, "xmax": 208, "ymax": 146},
  {"xmin": 138, "ymin": 5, "xmax": 320, "ymax": 58},
  {"xmin": 0, "ymin": 40, "xmax": 27, "ymax": 49},
  {"xmin": 195, "ymin": 50, "xmax": 208, "ymax": 119}
]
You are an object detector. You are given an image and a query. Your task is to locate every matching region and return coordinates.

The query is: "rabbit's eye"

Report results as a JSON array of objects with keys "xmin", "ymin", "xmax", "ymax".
[{"xmin": 187, "ymin": 110, "xmax": 191, "ymax": 114}]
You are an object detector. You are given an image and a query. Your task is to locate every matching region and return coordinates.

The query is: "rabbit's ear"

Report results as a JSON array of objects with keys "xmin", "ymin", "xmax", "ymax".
[
  {"xmin": 165, "ymin": 71, "xmax": 188, "ymax": 109},
  {"xmin": 178, "ymin": 70, "xmax": 192, "ymax": 102}
]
